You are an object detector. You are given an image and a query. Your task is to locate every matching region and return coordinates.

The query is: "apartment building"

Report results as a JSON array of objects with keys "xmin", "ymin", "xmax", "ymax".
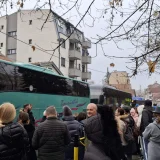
[{"xmin": 0, "ymin": 9, "xmax": 91, "ymax": 81}]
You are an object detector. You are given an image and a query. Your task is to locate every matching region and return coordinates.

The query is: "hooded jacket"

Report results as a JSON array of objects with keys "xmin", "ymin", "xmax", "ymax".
[
  {"xmin": 0, "ymin": 122, "xmax": 30, "ymax": 160},
  {"xmin": 63, "ymin": 106, "xmax": 84, "ymax": 160}
]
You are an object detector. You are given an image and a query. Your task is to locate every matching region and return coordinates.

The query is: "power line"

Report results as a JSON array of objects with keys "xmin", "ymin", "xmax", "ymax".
[{"xmin": 0, "ymin": 31, "xmax": 106, "ymax": 74}]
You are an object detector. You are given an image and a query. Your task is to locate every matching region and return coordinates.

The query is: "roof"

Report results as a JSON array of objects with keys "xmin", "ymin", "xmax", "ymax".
[
  {"xmin": 0, "ymin": 59, "xmax": 88, "ymax": 84},
  {"xmin": 32, "ymin": 61, "xmax": 63, "ymax": 76},
  {"xmin": 0, "ymin": 55, "xmax": 12, "ymax": 62}
]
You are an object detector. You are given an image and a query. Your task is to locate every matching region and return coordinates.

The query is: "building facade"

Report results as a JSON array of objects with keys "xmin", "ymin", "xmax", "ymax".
[
  {"xmin": 0, "ymin": 9, "xmax": 91, "ymax": 81},
  {"xmin": 108, "ymin": 70, "xmax": 135, "ymax": 96},
  {"xmin": 145, "ymin": 82, "xmax": 160, "ymax": 103}
]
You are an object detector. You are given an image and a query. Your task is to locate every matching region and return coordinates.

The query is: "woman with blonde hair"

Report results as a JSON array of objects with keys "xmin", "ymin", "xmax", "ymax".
[
  {"xmin": 143, "ymin": 106, "xmax": 160, "ymax": 160},
  {"xmin": 0, "ymin": 102, "xmax": 30, "ymax": 160}
]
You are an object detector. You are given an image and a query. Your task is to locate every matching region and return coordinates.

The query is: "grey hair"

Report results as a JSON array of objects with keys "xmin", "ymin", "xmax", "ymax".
[{"xmin": 46, "ymin": 106, "xmax": 56, "ymax": 116}]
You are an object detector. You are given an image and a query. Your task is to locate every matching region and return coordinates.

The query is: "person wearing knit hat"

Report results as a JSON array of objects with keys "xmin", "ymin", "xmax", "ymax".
[
  {"xmin": 63, "ymin": 105, "xmax": 72, "ymax": 116},
  {"xmin": 63, "ymin": 105, "xmax": 85, "ymax": 160},
  {"xmin": 0, "ymin": 103, "xmax": 30, "ymax": 160}
]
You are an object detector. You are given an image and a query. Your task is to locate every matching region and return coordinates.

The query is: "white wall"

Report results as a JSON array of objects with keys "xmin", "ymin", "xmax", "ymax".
[
  {"xmin": 16, "ymin": 10, "xmax": 70, "ymax": 77},
  {"xmin": 0, "ymin": 10, "xmax": 90, "ymax": 80},
  {"xmin": 0, "ymin": 16, "xmax": 7, "ymax": 56}
]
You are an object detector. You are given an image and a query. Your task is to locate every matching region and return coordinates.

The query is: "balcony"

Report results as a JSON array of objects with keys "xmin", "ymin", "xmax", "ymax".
[
  {"xmin": 69, "ymin": 49, "xmax": 81, "ymax": 60},
  {"xmin": 82, "ymin": 56, "xmax": 91, "ymax": 64},
  {"xmin": 82, "ymin": 71, "xmax": 91, "ymax": 80},
  {"xmin": 82, "ymin": 38, "xmax": 91, "ymax": 48},
  {"xmin": 69, "ymin": 32, "xmax": 82, "ymax": 43},
  {"xmin": 69, "ymin": 68, "xmax": 81, "ymax": 77}
]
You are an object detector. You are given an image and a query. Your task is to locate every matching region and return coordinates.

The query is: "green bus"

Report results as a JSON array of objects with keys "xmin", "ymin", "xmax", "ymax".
[
  {"xmin": 90, "ymin": 84, "xmax": 132, "ymax": 108},
  {"xmin": 0, "ymin": 59, "xmax": 90, "ymax": 120}
]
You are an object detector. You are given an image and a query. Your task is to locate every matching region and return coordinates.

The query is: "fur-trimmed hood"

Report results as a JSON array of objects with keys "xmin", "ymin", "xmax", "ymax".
[{"xmin": 119, "ymin": 114, "xmax": 129, "ymax": 122}]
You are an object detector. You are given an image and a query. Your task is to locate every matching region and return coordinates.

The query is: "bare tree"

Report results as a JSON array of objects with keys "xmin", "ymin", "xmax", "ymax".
[{"xmin": 1, "ymin": 0, "xmax": 160, "ymax": 76}]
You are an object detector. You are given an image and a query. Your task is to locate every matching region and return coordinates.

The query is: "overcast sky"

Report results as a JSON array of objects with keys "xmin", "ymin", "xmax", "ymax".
[{"xmin": 3, "ymin": 0, "xmax": 159, "ymax": 90}]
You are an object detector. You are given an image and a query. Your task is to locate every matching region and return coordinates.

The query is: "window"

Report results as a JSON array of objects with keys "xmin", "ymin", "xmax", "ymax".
[
  {"xmin": 61, "ymin": 57, "xmax": 65, "ymax": 67},
  {"xmin": 61, "ymin": 39, "xmax": 65, "ymax": 48},
  {"xmin": 29, "ymin": 20, "xmax": 32, "ymax": 25},
  {"xmin": 29, "ymin": 39, "xmax": 32, "ymax": 44},
  {"xmin": 8, "ymin": 31, "xmax": 17, "ymax": 36},
  {"xmin": 82, "ymin": 65, "xmax": 85, "ymax": 72},
  {"xmin": 7, "ymin": 49, "xmax": 16, "ymax": 55},
  {"xmin": 1, "ymin": 25, "xmax": 4, "ymax": 30},
  {"xmin": 0, "ymin": 62, "xmax": 90, "ymax": 97},
  {"xmin": 28, "ymin": 57, "xmax": 32, "ymax": 62},
  {"xmin": 79, "ymin": 64, "xmax": 81, "ymax": 70},
  {"xmin": 69, "ymin": 42, "xmax": 74, "ymax": 50},
  {"xmin": 75, "ymin": 43, "xmax": 80, "ymax": 52},
  {"xmin": 0, "ymin": 43, "xmax": 3, "ymax": 47}
]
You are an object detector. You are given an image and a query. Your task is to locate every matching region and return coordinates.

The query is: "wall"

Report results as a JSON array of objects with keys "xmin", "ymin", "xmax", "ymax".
[{"xmin": 0, "ymin": 16, "xmax": 7, "ymax": 56}]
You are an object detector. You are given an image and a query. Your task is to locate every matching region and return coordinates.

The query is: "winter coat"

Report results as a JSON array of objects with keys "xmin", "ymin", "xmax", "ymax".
[
  {"xmin": 0, "ymin": 122, "xmax": 30, "ymax": 160},
  {"xmin": 28, "ymin": 111, "xmax": 35, "ymax": 127},
  {"xmin": 32, "ymin": 117, "xmax": 71, "ymax": 160},
  {"xmin": 63, "ymin": 116, "xmax": 84, "ymax": 160},
  {"xmin": 23, "ymin": 124, "xmax": 37, "ymax": 160},
  {"xmin": 140, "ymin": 106, "xmax": 153, "ymax": 133},
  {"xmin": 120, "ymin": 114, "xmax": 137, "ymax": 154},
  {"xmin": 84, "ymin": 142, "xmax": 111, "ymax": 160},
  {"xmin": 116, "ymin": 117, "xmax": 127, "ymax": 146},
  {"xmin": 137, "ymin": 105, "xmax": 144, "ymax": 128},
  {"xmin": 143, "ymin": 121, "xmax": 160, "ymax": 160},
  {"xmin": 83, "ymin": 114, "xmax": 124, "ymax": 160}
]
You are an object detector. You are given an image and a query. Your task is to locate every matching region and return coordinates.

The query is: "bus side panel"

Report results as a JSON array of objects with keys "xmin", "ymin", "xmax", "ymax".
[{"xmin": 0, "ymin": 92, "xmax": 90, "ymax": 120}]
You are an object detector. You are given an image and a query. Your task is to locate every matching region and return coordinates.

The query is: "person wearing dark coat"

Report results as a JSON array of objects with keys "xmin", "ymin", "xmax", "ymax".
[
  {"xmin": 18, "ymin": 111, "xmax": 37, "ymax": 160},
  {"xmin": 0, "ymin": 103, "xmax": 30, "ymax": 160},
  {"xmin": 23, "ymin": 104, "xmax": 35, "ymax": 127},
  {"xmin": 140, "ymin": 100, "xmax": 153, "ymax": 133},
  {"xmin": 140, "ymin": 100, "xmax": 153, "ymax": 156},
  {"xmin": 83, "ymin": 105, "xmax": 126, "ymax": 160},
  {"xmin": 63, "ymin": 106, "xmax": 84, "ymax": 160},
  {"xmin": 120, "ymin": 106, "xmax": 137, "ymax": 160},
  {"xmin": 32, "ymin": 106, "xmax": 71, "ymax": 160}
]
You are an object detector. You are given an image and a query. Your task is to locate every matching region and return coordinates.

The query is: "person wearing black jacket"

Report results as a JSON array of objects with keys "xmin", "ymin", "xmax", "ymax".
[
  {"xmin": 140, "ymin": 100, "xmax": 153, "ymax": 133},
  {"xmin": 0, "ymin": 103, "xmax": 30, "ymax": 160},
  {"xmin": 23, "ymin": 104, "xmax": 35, "ymax": 127},
  {"xmin": 32, "ymin": 106, "xmax": 71, "ymax": 160},
  {"xmin": 84, "ymin": 105, "xmax": 126, "ymax": 160},
  {"xmin": 140, "ymin": 100, "xmax": 153, "ymax": 157},
  {"xmin": 63, "ymin": 106, "xmax": 84, "ymax": 160},
  {"xmin": 18, "ymin": 111, "xmax": 37, "ymax": 160}
]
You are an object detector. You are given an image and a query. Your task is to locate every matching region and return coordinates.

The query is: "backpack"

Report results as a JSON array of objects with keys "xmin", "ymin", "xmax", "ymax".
[
  {"xmin": 123, "ymin": 119, "xmax": 135, "ymax": 144},
  {"xmin": 78, "ymin": 122, "xmax": 85, "ymax": 138}
]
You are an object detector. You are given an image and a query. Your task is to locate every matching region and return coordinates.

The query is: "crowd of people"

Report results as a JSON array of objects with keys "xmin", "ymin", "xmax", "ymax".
[{"xmin": 0, "ymin": 100, "xmax": 160, "ymax": 160}]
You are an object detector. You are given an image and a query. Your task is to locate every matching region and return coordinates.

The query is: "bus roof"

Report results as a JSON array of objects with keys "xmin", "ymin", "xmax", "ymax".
[
  {"xmin": 0, "ymin": 59, "xmax": 88, "ymax": 84},
  {"xmin": 89, "ymin": 84, "xmax": 117, "ymax": 90}
]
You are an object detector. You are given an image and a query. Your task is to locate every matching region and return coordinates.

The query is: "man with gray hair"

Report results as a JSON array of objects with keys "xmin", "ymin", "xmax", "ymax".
[
  {"xmin": 86, "ymin": 103, "xmax": 98, "ymax": 118},
  {"xmin": 32, "ymin": 106, "xmax": 71, "ymax": 160}
]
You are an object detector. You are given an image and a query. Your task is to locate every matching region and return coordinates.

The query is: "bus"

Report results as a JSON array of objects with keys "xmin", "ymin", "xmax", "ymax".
[
  {"xmin": 132, "ymin": 96, "xmax": 145, "ymax": 107},
  {"xmin": 0, "ymin": 59, "xmax": 90, "ymax": 119},
  {"xmin": 90, "ymin": 84, "xmax": 132, "ymax": 108}
]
